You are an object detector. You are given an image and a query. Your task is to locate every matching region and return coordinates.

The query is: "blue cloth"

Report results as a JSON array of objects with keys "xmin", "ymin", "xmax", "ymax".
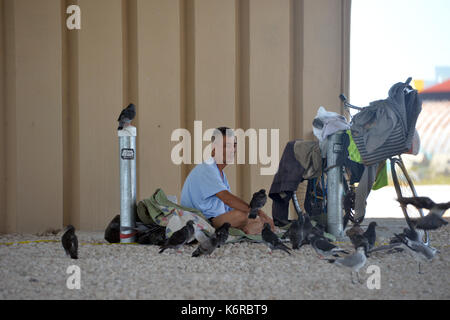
[{"xmin": 180, "ymin": 157, "xmax": 232, "ymax": 219}]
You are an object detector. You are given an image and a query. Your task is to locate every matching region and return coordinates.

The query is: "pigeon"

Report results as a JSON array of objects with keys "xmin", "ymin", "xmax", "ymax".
[
  {"xmin": 104, "ymin": 215, "xmax": 121, "ymax": 243},
  {"xmin": 302, "ymin": 214, "xmax": 314, "ymax": 238},
  {"xmin": 117, "ymin": 103, "xmax": 136, "ymax": 130},
  {"xmin": 249, "ymin": 189, "xmax": 267, "ymax": 219},
  {"xmin": 309, "ymin": 234, "xmax": 349, "ymax": 259},
  {"xmin": 391, "ymin": 227, "xmax": 425, "ymax": 244},
  {"xmin": 61, "ymin": 225, "xmax": 78, "ymax": 259},
  {"xmin": 328, "ymin": 246, "xmax": 368, "ymax": 284},
  {"xmin": 135, "ymin": 224, "xmax": 166, "ymax": 246},
  {"xmin": 346, "ymin": 223, "xmax": 364, "ymax": 239},
  {"xmin": 281, "ymin": 219, "xmax": 304, "ymax": 250},
  {"xmin": 397, "ymin": 196, "xmax": 450, "ymax": 216},
  {"xmin": 349, "ymin": 233, "xmax": 369, "ymax": 252},
  {"xmin": 394, "ymin": 232, "xmax": 439, "ymax": 274},
  {"xmin": 192, "ymin": 230, "xmax": 219, "ymax": 257},
  {"xmin": 397, "ymin": 197, "xmax": 449, "ymax": 230},
  {"xmin": 362, "ymin": 222, "xmax": 377, "ymax": 250},
  {"xmin": 261, "ymin": 223, "xmax": 291, "ymax": 255},
  {"xmin": 411, "ymin": 213, "xmax": 448, "ymax": 231},
  {"xmin": 215, "ymin": 222, "xmax": 231, "ymax": 247},
  {"xmin": 159, "ymin": 220, "xmax": 195, "ymax": 253}
]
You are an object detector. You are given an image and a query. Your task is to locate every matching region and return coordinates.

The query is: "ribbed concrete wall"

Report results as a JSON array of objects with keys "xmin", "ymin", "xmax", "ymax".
[{"xmin": 0, "ymin": 0, "xmax": 351, "ymax": 233}]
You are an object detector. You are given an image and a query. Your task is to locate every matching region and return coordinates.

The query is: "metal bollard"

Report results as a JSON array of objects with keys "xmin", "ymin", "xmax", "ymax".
[
  {"xmin": 119, "ymin": 126, "xmax": 137, "ymax": 243},
  {"xmin": 326, "ymin": 131, "xmax": 345, "ymax": 238}
]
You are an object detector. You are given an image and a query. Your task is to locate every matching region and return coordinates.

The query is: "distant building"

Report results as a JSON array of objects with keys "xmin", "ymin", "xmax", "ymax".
[{"xmin": 414, "ymin": 80, "xmax": 450, "ymax": 178}]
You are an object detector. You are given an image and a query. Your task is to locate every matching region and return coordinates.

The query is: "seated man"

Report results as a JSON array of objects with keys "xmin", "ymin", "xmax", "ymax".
[{"xmin": 180, "ymin": 127, "xmax": 275, "ymax": 235}]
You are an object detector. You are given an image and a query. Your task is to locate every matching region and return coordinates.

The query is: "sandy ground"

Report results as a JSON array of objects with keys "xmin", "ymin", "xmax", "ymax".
[{"xmin": 0, "ymin": 218, "xmax": 449, "ymax": 300}]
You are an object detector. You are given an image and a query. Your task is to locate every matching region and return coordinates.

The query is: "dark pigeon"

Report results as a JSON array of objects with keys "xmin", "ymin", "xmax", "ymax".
[
  {"xmin": 397, "ymin": 196, "xmax": 450, "ymax": 217},
  {"xmin": 349, "ymin": 233, "xmax": 369, "ymax": 253},
  {"xmin": 159, "ymin": 220, "xmax": 195, "ymax": 253},
  {"xmin": 117, "ymin": 103, "xmax": 136, "ymax": 130},
  {"xmin": 363, "ymin": 222, "xmax": 377, "ymax": 250},
  {"xmin": 309, "ymin": 234, "xmax": 349, "ymax": 259},
  {"xmin": 62, "ymin": 225, "xmax": 78, "ymax": 259},
  {"xmin": 215, "ymin": 222, "xmax": 231, "ymax": 247},
  {"xmin": 281, "ymin": 219, "xmax": 304, "ymax": 250},
  {"xmin": 249, "ymin": 189, "xmax": 267, "ymax": 219},
  {"xmin": 104, "ymin": 215, "xmax": 121, "ymax": 243},
  {"xmin": 261, "ymin": 223, "xmax": 291, "ymax": 255},
  {"xmin": 411, "ymin": 213, "xmax": 448, "ymax": 231}
]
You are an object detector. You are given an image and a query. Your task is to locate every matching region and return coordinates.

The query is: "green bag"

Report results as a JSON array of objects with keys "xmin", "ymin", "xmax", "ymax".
[{"xmin": 137, "ymin": 188, "xmax": 204, "ymax": 226}]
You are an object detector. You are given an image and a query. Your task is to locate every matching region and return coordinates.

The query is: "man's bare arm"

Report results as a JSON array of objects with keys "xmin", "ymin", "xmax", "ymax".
[{"xmin": 216, "ymin": 190, "xmax": 251, "ymax": 213}]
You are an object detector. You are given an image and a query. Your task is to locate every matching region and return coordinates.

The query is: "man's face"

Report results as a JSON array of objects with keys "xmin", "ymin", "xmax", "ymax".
[{"xmin": 214, "ymin": 135, "xmax": 236, "ymax": 164}]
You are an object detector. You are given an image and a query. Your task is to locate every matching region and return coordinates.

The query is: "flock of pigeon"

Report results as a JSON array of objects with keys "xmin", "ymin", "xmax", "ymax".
[{"xmin": 61, "ymin": 187, "xmax": 448, "ymax": 284}]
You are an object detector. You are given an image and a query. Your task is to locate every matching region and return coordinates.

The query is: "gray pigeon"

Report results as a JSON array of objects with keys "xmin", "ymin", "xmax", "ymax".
[
  {"xmin": 192, "ymin": 231, "xmax": 219, "ymax": 257},
  {"xmin": 117, "ymin": 103, "xmax": 136, "ymax": 130},
  {"xmin": 394, "ymin": 232, "xmax": 439, "ymax": 274},
  {"xmin": 61, "ymin": 225, "xmax": 78, "ymax": 259},
  {"xmin": 215, "ymin": 222, "xmax": 231, "ymax": 247},
  {"xmin": 159, "ymin": 220, "xmax": 195, "ymax": 253},
  {"xmin": 261, "ymin": 223, "xmax": 291, "ymax": 255},
  {"xmin": 309, "ymin": 234, "xmax": 349, "ymax": 259},
  {"xmin": 328, "ymin": 246, "xmax": 368, "ymax": 284},
  {"xmin": 281, "ymin": 219, "xmax": 304, "ymax": 250},
  {"xmin": 249, "ymin": 189, "xmax": 267, "ymax": 219}
]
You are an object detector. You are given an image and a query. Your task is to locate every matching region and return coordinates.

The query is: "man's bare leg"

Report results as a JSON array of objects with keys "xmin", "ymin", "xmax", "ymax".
[{"xmin": 210, "ymin": 210, "xmax": 273, "ymax": 235}]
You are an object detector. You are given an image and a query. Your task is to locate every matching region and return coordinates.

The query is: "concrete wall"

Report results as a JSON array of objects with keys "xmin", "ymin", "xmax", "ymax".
[{"xmin": 0, "ymin": 0, "xmax": 351, "ymax": 233}]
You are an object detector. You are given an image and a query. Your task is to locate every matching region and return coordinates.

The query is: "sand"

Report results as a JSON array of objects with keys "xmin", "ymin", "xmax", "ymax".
[{"xmin": 0, "ymin": 218, "xmax": 448, "ymax": 300}]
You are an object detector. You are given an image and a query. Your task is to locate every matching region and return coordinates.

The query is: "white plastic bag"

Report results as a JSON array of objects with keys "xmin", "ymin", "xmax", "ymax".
[{"xmin": 313, "ymin": 106, "xmax": 350, "ymax": 141}]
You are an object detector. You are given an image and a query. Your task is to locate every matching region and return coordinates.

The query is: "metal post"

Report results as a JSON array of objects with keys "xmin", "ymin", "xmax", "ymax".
[
  {"xmin": 326, "ymin": 131, "xmax": 345, "ymax": 238},
  {"xmin": 119, "ymin": 126, "xmax": 137, "ymax": 243}
]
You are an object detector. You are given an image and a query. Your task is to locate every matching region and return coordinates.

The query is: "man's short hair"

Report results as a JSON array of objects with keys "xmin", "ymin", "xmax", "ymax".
[{"xmin": 211, "ymin": 127, "xmax": 235, "ymax": 143}]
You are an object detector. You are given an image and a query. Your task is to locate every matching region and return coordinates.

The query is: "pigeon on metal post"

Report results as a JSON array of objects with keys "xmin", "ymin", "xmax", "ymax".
[
  {"xmin": 248, "ymin": 189, "xmax": 267, "ymax": 219},
  {"xmin": 328, "ymin": 245, "xmax": 368, "ymax": 284},
  {"xmin": 159, "ymin": 220, "xmax": 195, "ymax": 254},
  {"xmin": 215, "ymin": 222, "xmax": 231, "ymax": 248},
  {"xmin": 62, "ymin": 225, "xmax": 78, "ymax": 259},
  {"xmin": 261, "ymin": 223, "xmax": 292, "ymax": 255},
  {"xmin": 117, "ymin": 103, "xmax": 136, "ymax": 130}
]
